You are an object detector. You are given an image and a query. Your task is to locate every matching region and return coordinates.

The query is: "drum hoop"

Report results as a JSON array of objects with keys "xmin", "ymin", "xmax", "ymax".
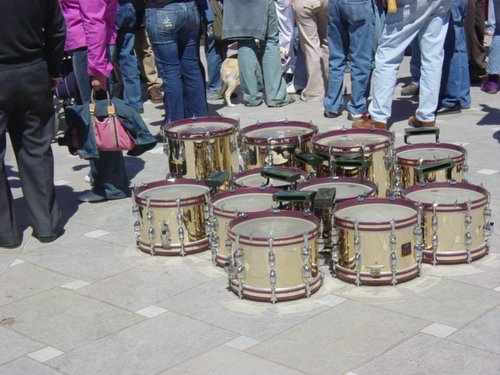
[
  {"xmin": 242, "ymin": 121, "xmax": 318, "ymax": 146},
  {"xmin": 233, "ymin": 167, "xmax": 308, "ymax": 187},
  {"xmin": 163, "ymin": 116, "xmax": 238, "ymax": 140},
  {"xmin": 396, "ymin": 143, "xmax": 466, "ymax": 166},
  {"xmin": 228, "ymin": 210, "xmax": 320, "ymax": 246},
  {"xmin": 133, "ymin": 179, "xmax": 209, "ymax": 207},
  {"xmin": 312, "ymin": 128, "xmax": 394, "ymax": 154},
  {"xmin": 297, "ymin": 176, "xmax": 377, "ymax": 201},
  {"xmin": 402, "ymin": 181, "xmax": 489, "ymax": 212},
  {"xmin": 211, "ymin": 187, "xmax": 280, "ymax": 217},
  {"xmin": 333, "ymin": 197, "xmax": 418, "ymax": 230}
]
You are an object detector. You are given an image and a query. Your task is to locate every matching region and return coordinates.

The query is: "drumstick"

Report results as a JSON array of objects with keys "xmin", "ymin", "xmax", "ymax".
[{"xmin": 387, "ymin": 0, "xmax": 397, "ymax": 13}]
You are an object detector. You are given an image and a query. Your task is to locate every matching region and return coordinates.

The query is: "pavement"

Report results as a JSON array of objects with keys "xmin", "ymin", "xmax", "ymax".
[{"xmin": 1, "ymin": 56, "xmax": 500, "ymax": 375}]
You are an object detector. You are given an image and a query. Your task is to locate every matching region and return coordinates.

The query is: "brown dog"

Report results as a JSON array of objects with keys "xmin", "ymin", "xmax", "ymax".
[{"xmin": 220, "ymin": 47, "xmax": 288, "ymax": 107}]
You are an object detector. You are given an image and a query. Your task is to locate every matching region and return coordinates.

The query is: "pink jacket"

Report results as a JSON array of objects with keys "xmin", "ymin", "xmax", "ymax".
[{"xmin": 60, "ymin": 0, "xmax": 117, "ymax": 77}]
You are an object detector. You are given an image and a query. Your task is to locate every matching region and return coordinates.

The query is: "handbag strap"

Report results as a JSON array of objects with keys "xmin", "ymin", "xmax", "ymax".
[{"xmin": 89, "ymin": 89, "xmax": 115, "ymax": 118}]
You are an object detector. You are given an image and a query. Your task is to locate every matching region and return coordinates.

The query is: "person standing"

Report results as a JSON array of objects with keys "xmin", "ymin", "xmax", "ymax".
[
  {"xmin": 464, "ymin": 0, "xmax": 487, "ymax": 82},
  {"xmin": 353, "ymin": 0, "xmax": 451, "ymax": 129},
  {"xmin": 0, "ymin": 0, "xmax": 65, "ymax": 247},
  {"xmin": 481, "ymin": 0, "xmax": 500, "ymax": 93}
]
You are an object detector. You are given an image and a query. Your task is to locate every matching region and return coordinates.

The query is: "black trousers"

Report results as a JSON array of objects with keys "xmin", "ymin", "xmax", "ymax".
[
  {"xmin": 464, "ymin": 0, "xmax": 487, "ymax": 76},
  {"xmin": 0, "ymin": 61, "xmax": 61, "ymax": 245}
]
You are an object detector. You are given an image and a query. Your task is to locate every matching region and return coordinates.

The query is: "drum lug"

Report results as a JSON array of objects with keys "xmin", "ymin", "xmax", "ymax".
[
  {"xmin": 178, "ymin": 227, "xmax": 186, "ymax": 256},
  {"xmin": 483, "ymin": 204, "xmax": 492, "ymax": 238},
  {"xmin": 230, "ymin": 139, "xmax": 238, "ymax": 154},
  {"xmin": 133, "ymin": 220, "xmax": 141, "ymax": 247},
  {"xmin": 464, "ymin": 200, "xmax": 473, "ymax": 264},
  {"xmin": 205, "ymin": 131, "xmax": 212, "ymax": 163},
  {"xmin": 209, "ymin": 234, "xmax": 219, "ymax": 266},
  {"xmin": 354, "ymin": 220, "xmax": 361, "ymax": 286},
  {"xmin": 431, "ymin": 202, "xmax": 439, "ymax": 266},
  {"xmin": 236, "ymin": 265, "xmax": 245, "ymax": 299},
  {"xmin": 160, "ymin": 221, "xmax": 171, "ymax": 249},
  {"xmin": 225, "ymin": 254, "xmax": 234, "ymax": 290},
  {"xmin": 413, "ymin": 204, "xmax": 424, "ymax": 276},
  {"xmin": 146, "ymin": 198, "xmax": 153, "ymax": 225},
  {"xmin": 390, "ymin": 220, "xmax": 398, "ymax": 286},
  {"xmin": 330, "ymin": 216, "xmax": 339, "ymax": 277},
  {"xmin": 268, "ymin": 237, "xmax": 278, "ymax": 303},
  {"xmin": 303, "ymin": 264, "xmax": 312, "ymax": 298},
  {"xmin": 269, "ymin": 269, "xmax": 277, "ymax": 304},
  {"xmin": 148, "ymin": 227, "xmax": 156, "ymax": 256}
]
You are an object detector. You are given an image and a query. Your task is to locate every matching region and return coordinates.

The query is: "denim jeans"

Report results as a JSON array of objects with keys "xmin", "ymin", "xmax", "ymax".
[
  {"xmin": 324, "ymin": 0, "xmax": 374, "ymax": 115},
  {"xmin": 115, "ymin": 1, "xmax": 144, "ymax": 111},
  {"xmin": 71, "ymin": 47, "xmax": 130, "ymax": 199},
  {"xmin": 440, "ymin": 0, "xmax": 471, "ymax": 108},
  {"xmin": 409, "ymin": 38, "xmax": 421, "ymax": 85},
  {"xmin": 487, "ymin": 0, "xmax": 500, "ymax": 74},
  {"xmin": 146, "ymin": 1, "xmax": 208, "ymax": 122},
  {"xmin": 238, "ymin": 0, "xmax": 288, "ymax": 106},
  {"xmin": 369, "ymin": 0, "xmax": 451, "ymax": 124}
]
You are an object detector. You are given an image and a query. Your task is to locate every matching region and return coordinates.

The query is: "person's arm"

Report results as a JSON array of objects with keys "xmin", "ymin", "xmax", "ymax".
[
  {"xmin": 79, "ymin": 0, "xmax": 115, "ymax": 90},
  {"xmin": 44, "ymin": 0, "xmax": 66, "ymax": 87}
]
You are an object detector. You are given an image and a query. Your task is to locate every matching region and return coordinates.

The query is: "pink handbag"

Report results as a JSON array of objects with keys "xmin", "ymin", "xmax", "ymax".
[{"xmin": 89, "ymin": 93, "xmax": 134, "ymax": 152}]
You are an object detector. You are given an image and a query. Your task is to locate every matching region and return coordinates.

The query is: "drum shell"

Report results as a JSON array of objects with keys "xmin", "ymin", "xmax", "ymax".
[
  {"xmin": 240, "ymin": 121, "xmax": 318, "ymax": 170},
  {"xmin": 228, "ymin": 211, "xmax": 322, "ymax": 302},
  {"xmin": 209, "ymin": 187, "xmax": 280, "ymax": 267},
  {"xmin": 403, "ymin": 182, "xmax": 489, "ymax": 263},
  {"xmin": 163, "ymin": 117, "xmax": 239, "ymax": 180},
  {"xmin": 333, "ymin": 198, "xmax": 419, "ymax": 285},
  {"xmin": 133, "ymin": 179, "xmax": 210, "ymax": 255},
  {"xmin": 312, "ymin": 129, "xmax": 393, "ymax": 197},
  {"xmin": 395, "ymin": 143, "xmax": 467, "ymax": 189}
]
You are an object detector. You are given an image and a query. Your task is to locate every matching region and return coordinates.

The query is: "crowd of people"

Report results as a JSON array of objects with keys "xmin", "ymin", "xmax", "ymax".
[{"xmin": 0, "ymin": 0, "xmax": 498, "ymax": 248}]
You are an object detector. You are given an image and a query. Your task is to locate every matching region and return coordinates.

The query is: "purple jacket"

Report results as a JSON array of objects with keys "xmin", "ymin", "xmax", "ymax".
[{"xmin": 60, "ymin": 0, "xmax": 117, "ymax": 77}]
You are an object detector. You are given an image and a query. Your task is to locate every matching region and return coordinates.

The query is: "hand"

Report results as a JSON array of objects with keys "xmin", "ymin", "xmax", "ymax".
[
  {"xmin": 50, "ymin": 77, "xmax": 61, "ymax": 90},
  {"xmin": 91, "ymin": 75, "xmax": 107, "ymax": 91}
]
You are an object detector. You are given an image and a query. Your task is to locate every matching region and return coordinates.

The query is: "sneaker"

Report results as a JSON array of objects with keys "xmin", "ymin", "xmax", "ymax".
[
  {"xmin": 206, "ymin": 91, "xmax": 223, "ymax": 100},
  {"xmin": 401, "ymin": 83, "xmax": 419, "ymax": 96},
  {"xmin": 286, "ymin": 82, "xmax": 304, "ymax": 94},
  {"xmin": 79, "ymin": 191, "xmax": 106, "ymax": 203},
  {"xmin": 352, "ymin": 118, "xmax": 387, "ymax": 129},
  {"xmin": 267, "ymin": 96, "xmax": 295, "ymax": 107},
  {"xmin": 347, "ymin": 112, "xmax": 369, "ymax": 121},
  {"xmin": 481, "ymin": 81, "xmax": 499, "ymax": 94},
  {"xmin": 408, "ymin": 115, "xmax": 436, "ymax": 128}
]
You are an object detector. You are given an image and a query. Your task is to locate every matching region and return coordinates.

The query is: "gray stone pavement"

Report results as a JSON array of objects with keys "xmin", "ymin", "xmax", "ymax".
[{"xmin": 1, "ymin": 57, "xmax": 500, "ymax": 375}]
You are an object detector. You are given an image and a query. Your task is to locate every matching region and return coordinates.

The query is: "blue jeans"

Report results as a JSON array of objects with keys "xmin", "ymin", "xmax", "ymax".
[
  {"xmin": 487, "ymin": 0, "xmax": 500, "ymax": 74},
  {"xmin": 115, "ymin": 1, "xmax": 143, "ymax": 111},
  {"xmin": 71, "ymin": 47, "xmax": 130, "ymax": 199},
  {"xmin": 369, "ymin": 0, "xmax": 451, "ymax": 124},
  {"xmin": 409, "ymin": 38, "xmax": 421, "ymax": 85},
  {"xmin": 146, "ymin": 1, "xmax": 208, "ymax": 122},
  {"xmin": 324, "ymin": 0, "xmax": 374, "ymax": 115},
  {"xmin": 440, "ymin": 0, "xmax": 471, "ymax": 108}
]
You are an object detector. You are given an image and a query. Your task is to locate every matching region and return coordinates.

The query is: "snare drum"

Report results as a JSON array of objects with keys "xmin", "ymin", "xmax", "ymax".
[
  {"xmin": 232, "ymin": 167, "xmax": 309, "ymax": 189},
  {"xmin": 208, "ymin": 187, "xmax": 279, "ymax": 267},
  {"xmin": 333, "ymin": 198, "xmax": 419, "ymax": 286},
  {"xmin": 163, "ymin": 116, "xmax": 239, "ymax": 180},
  {"xmin": 132, "ymin": 179, "xmax": 210, "ymax": 256},
  {"xmin": 403, "ymin": 181, "xmax": 490, "ymax": 264},
  {"xmin": 312, "ymin": 128, "xmax": 394, "ymax": 197},
  {"xmin": 240, "ymin": 120, "xmax": 318, "ymax": 170},
  {"xmin": 227, "ymin": 211, "xmax": 322, "ymax": 302},
  {"xmin": 395, "ymin": 143, "xmax": 467, "ymax": 189},
  {"xmin": 297, "ymin": 177, "xmax": 377, "ymax": 246}
]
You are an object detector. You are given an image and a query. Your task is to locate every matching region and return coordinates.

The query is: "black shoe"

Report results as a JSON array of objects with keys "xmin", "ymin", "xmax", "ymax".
[
  {"xmin": 33, "ymin": 229, "xmax": 65, "ymax": 244},
  {"xmin": 0, "ymin": 240, "xmax": 21, "ymax": 249},
  {"xmin": 324, "ymin": 111, "xmax": 341, "ymax": 118},
  {"xmin": 436, "ymin": 104, "xmax": 461, "ymax": 116}
]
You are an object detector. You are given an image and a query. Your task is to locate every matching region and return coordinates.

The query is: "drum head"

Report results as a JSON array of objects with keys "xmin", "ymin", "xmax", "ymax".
[
  {"xmin": 300, "ymin": 181, "xmax": 372, "ymax": 200},
  {"xmin": 232, "ymin": 216, "xmax": 317, "ymax": 238},
  {"xmin": 315, "ymin": 133, "xmax": 389, "ymax": 148},
  {"xmin": 244, "ymin": 126, "xmax": 312, "ymax": 140},
  {"xmin": 235, "ymin": 173, "xmax": 303, "ymax": 188},
  {"xmin": 397, "ymin": 147, "xmax": 463, "ymax": 161},
  {"xmin": 335, "ymin": 203, "xmax": 415, "ymax": 223},
  {"xmin": 168, "ymin": 121, "xmax": 234, "ymax": 135},
  {"xmin": 405, "ymin": 187, "xmax": 485, "ymax": 205},
  {"xmin": 137, "ymin": 184, "xmax": 209, "ymax": 200},
  {"xmin": 213, "ymin": 193, "xmax": 275, "ymax": 212}
]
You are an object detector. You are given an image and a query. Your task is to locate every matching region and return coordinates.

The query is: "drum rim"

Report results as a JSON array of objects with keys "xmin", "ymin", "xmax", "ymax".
[
  {"xmin": 297, "ymin": 176, "xmax": 377, "ymax": 200},
  {"xmin": 313, "ymin": 128, "xmax": 394, "ymax": 154},
  {"xmin": 334, "ymin": 197, "xmax": 418, "ymax": 230},
  {"xmin": 133, "ymin": 178, "xmax": 209, "ymax": 207},
  {"xmin": 163, "ymin": 116, "xmax": 238, "ymax": 140},
  {"xmin": 211, "ymin": 187, "xmax": 280, "ymax": 217},
  {"xmin": 241, "ymin": 121, "xmax": 318, "ymax": 145},
  {"xmin": 396, "ymin": 142, "xmax": 467, "ymax": 166},
  {"xmin": 228, "ymin": 210, "xmax": 320, "ymax": 245},
  {"xmin": 402, "ymin": 181, "xmax": 489, "ymax": 211}
]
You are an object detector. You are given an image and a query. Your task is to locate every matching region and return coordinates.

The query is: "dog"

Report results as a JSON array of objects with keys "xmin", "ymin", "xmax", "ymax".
[{"xmin": 220, "ymin": 47, "xmax": 289, "ymax": 107}]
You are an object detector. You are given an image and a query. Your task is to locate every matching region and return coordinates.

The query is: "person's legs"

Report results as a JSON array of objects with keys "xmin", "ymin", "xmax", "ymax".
[
  {"xmin": 238, "ymin": 39, "xmax": 265, "ymax": 106},
  {"xmin": 417, "ymin": 4, "xmax": 450, "ymax": 122},
  {"xmin": 6, "ymin": 62, "xmax": 61, "ymax": 238},
  {"xmin": 115, "ymin": 1, "xmax": 144, "ymax": 112},
  {"xmin": 345, "ymin": 0, "xmax": 374, "ymax": 116},
  {"xmin": 71, "ymin": 49, "xmax": 91, "ymax": 104},
  {"xmin": 275, "ymin": 0, "xmax": 296, "ymax": 74},
  {"xmin": 324, "ymin": 0, "xmax": 348, "ymax": 115},
  {"xmin": 261, "ymin": 0, "xmax": 290, "ymax": 106},
  {"xmin": 464, "ymin": 0, "xmax": 487, "ymax": 80}
]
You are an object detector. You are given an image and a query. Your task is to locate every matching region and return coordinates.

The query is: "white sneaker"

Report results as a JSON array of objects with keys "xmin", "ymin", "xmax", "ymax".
[
  {"xmin": 78, "ymin": 191, "xmax": 106, "ymax": 203},
  {"xmin": 286, "ymin": 83, "xmax": 296, "ymax": 94},
  {"xmin": 84, "ymin": 174, "xmax": 91, "ymax": 183}
]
